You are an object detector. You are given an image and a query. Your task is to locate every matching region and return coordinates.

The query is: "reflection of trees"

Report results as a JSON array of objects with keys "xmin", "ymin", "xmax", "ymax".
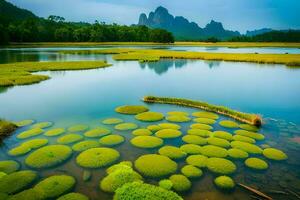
[
  {"xmin": 0, "ymin": 86, "xmax": 9, "ymax": 94},
  {"xmin": 0, "ymin": 50, "xmax": 40, "ymax": 63},
  {"xmin": 139, "ymin": 59, "xmax": 188, "ymax": 75},
  {"xmin": 204, "ymin": 61, "xmax": 221, "ymax": 69}
]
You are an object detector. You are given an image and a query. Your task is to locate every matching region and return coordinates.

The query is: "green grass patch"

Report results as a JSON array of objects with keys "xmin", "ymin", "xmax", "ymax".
[
  {"xmin": 214, "ymin": 176, "xmax": 235, "ymax": 189},
  {"xmin": 72, "ymin": 140, "xmax": 100, "ymax": 152},
  {"xmin": 244, "ymin": 158, "xmax": 268, "ymax": 170},
  {"xmin": 186, "ymin": 155, "xmax": 208, "ymax": 168},
  {"xmin": 114, "ymin": 123, "xmax": 138, "ymax": 131},
  {"xmin": 132, "ymin": 128, "xmax": 153, "ymax": 136},
  {"xmin": 57, "ymin": 193, "xmax": 89, "ymax": 200},
  {"xmin": 206, "ymin": 157, "xmax": 236, "ymax": 175},
  {"xmin": 44, "ymin": 128, "xmax": 65, "ymax": 136},
  {"xmin": 169, "ymin": 174, "xmax": 191, "ymax": 192},
  {"xmin": 115, "ymin": 105, "xmax": 149, "ymax": 115},
  {"xmin": 181, "ymin": 165, "xmax": 203, "ymax": 178},
  {"xmin": 262, "ymin": 148, "xmax": 288, "ymax": 161},
  {"xmin": 84, "ymin": 127, "xmax": 111, "ymax": 138},
  {"xmin": 130, "ymin": 136, "xmax": 163, "ymax": 149},
  {"xmin": 158, "ymin": 146, "xmax": 187, "ymax": 159},
  {"xmin": 155, "ymin": 129, "xmax": 182, "ymax": 139},
  {"xmin": 201, "ymin": 145, "xmax": 228, "ymax": 158},
  {"xmin": 0, "ymin": 160, "xmax": 20, "ymax": 174},
  {"xmin": 182, "ymin": 135, "xmax": 207, "ymax": 145},
  {"xmin": 102, "ymin": 118, "xmax": 124, "ymax": 125},
  {"xmin": 99, "ymin": 134, "xmax": 125, "ymax": 146},
  {"xmin": 219, "ymin": 120, "xmax": 239, "ymax": 128},
  {"xmin": 135, "ymin": 112, "xmax": 164, "ymax": 122},
  {"xmin": 17, "ymin": 128, "xmax": 44, "ymax": 139},
  {"xmin": 57, "ymin": 134, "xmax": 84, "ymax": 144},
  {"xmin": 230, "ymin": 141, "xmax": 262, "ymax": 154},
  {"xmin": 180, "ymin": 144, "xmax": 202, "ymax": 155}
]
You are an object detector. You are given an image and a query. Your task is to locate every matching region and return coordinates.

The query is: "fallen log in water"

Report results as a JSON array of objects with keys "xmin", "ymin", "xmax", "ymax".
[{"xmin": 238, "ymin": 183, "xmax": 273, "ymax": 200}]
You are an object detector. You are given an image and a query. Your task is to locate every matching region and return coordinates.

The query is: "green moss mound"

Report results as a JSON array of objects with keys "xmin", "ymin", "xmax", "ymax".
[
  {"xmin": 232, "ymin": 135, "xmax": 255, "ymax": 144},
  {"xmin": 182, "ymin": 135, "xmax": 207, "ymax": 145},
  {"xmin": 245, "ymin": 158, "xmax": 268, "ymax": 170},
  {"xmin": 76, "ymin": 147, "xmax": 120, "ymax": 168},
  {"xmin": 130, "ymin": 136, "xmax": 163, "ymax": 149},
  {"xmin": 0, "ymin": 160, "xmax": 20, "ymax": 174},
  {"xmin": 8, "ymin": 145, "xmax": 31, "ymax": 157},
  {"xmin": 190, "ymin": 123, "xmax": 213, "ymax": 130},
  {"xmin": 158, "ymin": 146, "xmax": 187, "ymax": 159},
  {"xmin": 57, "ymin": 134, "xmax": 84, "ymax": 144},
  {"xmin": 239, "ymin": 124, "xmax": 259, "ymax": 132},
  {"xmin": 25, "ymin": 145, "xmax": 72, "ymax": 169},
  {"xmin": 147, "ymin": 125, "xmax": 162, "ymax": 132},
  {"xmin": 115, "ymin": 105, "xmax": 149, "ymax": 114},
  {"xmin": 214, "ymin": 176, "xmax": 235, "ymax": 189},
  {"xmin": 114, "ymin": 181, "xmax": 183, "ymax": 200},
  {"xmin": 72, "ymin": 140, "xmax": 100, "ymax": 152},
  {"xmin": 134, "ymin": 154, "xmax": 177, "ymax": 178},
  {"xmin": 15, "ymin": 120, "xmax": 34, "ymax": 127},
  {"xmin": 193, "ymin": 118, "xmax": 216, "ymax": 124},
  {"xmin": 187, "ymin": 129, "xmax": 212, "ymax": 137},
  {"xmin": 219, "ymin": 120, "xmax": 239, "ymax": 128},
  {"xmin": 201, "ymin": 145, "xmax": 228, "ymax": 158},
  {"xmin": 158, "ymin": 123, "xmax": 181, "ymax": 130},
  {"xmin": 67, "ymin": 124, "xmax": 89, "ymax": 132},
  {"xmin": 106, "ymin": 161, "xmax": 133, "ymax": 174},
  {"xmin": 132, "ymin": 128, "xmax": 153, "ymax": 136},
  {"xmin": 44, "ymin": 128, "xmax": 65, "ymax": 136},
  {"xmin": 207, "ymin": 158, "xmax": 236, "ymax": 174},
  {"xmin": 169, "ymin": 174, "xmax": 191, "ymax": 192},
  {"xmin": 34, "ymin": 175, "xmax": 76, "ymax": 199},
  {"xmin": 84, "ymin": 127, "xmax": 111, "ymax": 138},
  {"xmin": 228, "ymin": 148, "xmax": 249, "ymax": 159},
  {"xmin": 7, "ymin": 188, "xmax": 43, "ymax": 200},
  {"xmin": 155, "ymin": 129, "xmax": 182, "ymax": 139},
  {"xmin": 180, "ymin": 144, "xmax": 202, "ymax": 155},
  {"xmin": 192, "ymin": 112, "xmax": 219, "ymax": 119},
  {"xmin": 9, "ymin": 138, "xmax": 49, "ymax": 156},
  {"xmin": 0, "ymin": 170, "xmax": 37, "ymax": 194},
  {"xmin": 231, "ymin": 141, "xmax": 262, "ymax": 154},
  {"xmin": 32, "ymin": 122, "xmax": 53, "ymax": 129},
  {"xmin": 262, "ymin": 148, "xmax": 288, "ymax": 161},
  {"xmin": 57, "ymin": 193, "xmax": 89, "ymax": 200},
  {"xmin": 159, "ymin": 179, "xmax": 173, "ymax": 190},
  {"xmin": 167, "ymin": 111, "xmax": 189, "ymax": 116},
  {"xmin": 17, "ymin": 128, "xmax": 44, "ymax": 139},
  {"xmin": 102, "ymin": 118, "xmax": 123, "ymax": 125},
  {"xmin": 234, "ymin": 130, "xmax": 265, "ymax": 140},
  {"xmin": 181, "ymin": 165, "xmax": 203, "ymax": 178},
  {"xmin": 186, "ymin": 155, "xmax": 208, "ymax": 168},
  {"xmin": 114, "ymin": 123, "xmax": 138, "ymax": 131},
  {"xmin": 99, "ymin": 134, "xmax": 125, "ymax": 146},
  {"xmin": 135, "ymin": 112, "xmax": 164, "ymax": 122},
  {"xmin": 166, "ymin": 115, "xmax": 191, "ymax": 123},
  {"xmin": 213, "ymin": 131, "xmax": 232, "ymax": 141},
  {"xmin": 207, "ymin": 137, "xmax": 230, "ymax": 148}
]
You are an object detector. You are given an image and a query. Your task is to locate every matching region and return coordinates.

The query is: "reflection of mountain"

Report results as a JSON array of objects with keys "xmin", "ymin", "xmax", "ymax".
[{"xmin": 139, "ymin": 59, "xmax": 188, "ymax": 75}]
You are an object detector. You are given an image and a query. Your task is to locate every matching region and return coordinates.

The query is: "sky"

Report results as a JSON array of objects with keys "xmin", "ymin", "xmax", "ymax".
[{"xmin": 8, "ymin": 0, "xmax": 300, "ymax": 33}]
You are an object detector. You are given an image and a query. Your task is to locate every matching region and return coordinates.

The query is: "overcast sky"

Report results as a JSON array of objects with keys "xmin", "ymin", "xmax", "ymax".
[{"xmin": 8, "ymin": 0, "xmax": 300, "ymax": 33}]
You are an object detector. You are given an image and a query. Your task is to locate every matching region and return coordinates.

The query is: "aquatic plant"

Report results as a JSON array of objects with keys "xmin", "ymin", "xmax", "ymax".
[
  {"xmin": 213, "ymin": 131, "xmax": 233, "ymax": 141},
  {"xmin": 239, "ymin": 124, "xmax": 259, "ymax": 132},
  {"xmin": 84, "ymin": 127, "xmax": 111, "ymax": 138},
  {"xmin": 228, "ymin": 148, "xmax": 249, "ymax": 159},
  {"xmin": 186, "ymin": 155, "xmax": 208, "ymax": 168},
  {"xmin": 132, "ymin": 128, "xmax": 153, "ymax": 136},
  {"xmin": 114, "ymin": 181, "xmax": 183, "ymax": 200},
  {"xmin": 155, "ymin": 129, "xmax": 182, "ymax": 139},
  {"xmin": 262, "ymin": 148, "xmax": 288, "ymax": 161},
  {"xmin": 245, "ymin": 158, "xmax": 268, "ymax": 170},
  {"xmin": 190, "ymin": 123, "xmax": 213, "ymax": 130},
  {"xmin": 17, "ymin": 128, "xmax": 44, "ymax": 139},
  {"xmin": 201, "ymin": 145, "xmax": 228, "ymax": 158},
  {"xmin": 158, "ymin": 146, "xmax": 187, "ymax": 159},
  {"xmin": 130, "ymin": 136, "xmax": 163, "ymax": 149},
  {"xmin": 44, "ymin": 128, "xmax": 65, "ymax": 136},
  {"xmin": 0, "ymin": 120, "xmax": 17, "ymax": 139},
  {"xmin": 57, "ymin": 134, "xmax": 84, "ymax": 144},
  {"xmin": 134, "ymin": 154, "xmax": 177, "ymax": 177},
  {"xmin": 0, "ymin": 170, "xmax": 37, "ymax": 194},
  {"xmin": 82, "ymin": 170, "xmax": 91, "ymax": 182},
  {"xmin": 135, "ymin": 111, "xmax": 164, "ymax": 122},
  {"xmin": 180, "ymin": 144, "xmax": 202, "ymax": 155},
  {"xmin": 181, "ymin": 165, "xmax": 203, "ymax": 178},
  {"xmin": 230, "ymin": 141, "xmax": 263, "ymax": 154},
  {"xmin": 214, "ymin": 176, "xmax": 235, "ymax": 189},
  {"xmin": 57, "ymin": 193, "xmax": 89, "ymax": 200},
  {"xmin": 6, "ymin": 188, "xmax": 43, "ymax": 200},
  {"xmin": 207, "ymin": 137, "xmax": 230, "ymax": 148},
  {"xmin": 67, "ymin": 124, "xmax": 89, "ymax": 132},
  {"xmin": 234, "ymin": 130, "xmax": 265, "ymax": 140},
  {"xmin": 159, "ymin": 179, "xmax": 173, "ymax": 190},
  {"xmin": 99, "ymin": 134, "xmax": 125, "ymax": 146},
  {"xmin": 158, "ymin": 123, "xmax": 181, "ymax": 130},
  {"xmin": 169, "ymin": 174, "xmax": 191, "ymax": 192},
  {"xmin": 206, "ymin": 158, "xmax": 237, "ymax": 174},
  {"xmin": 106, "ymin": 161, "xmax": 133, "ymax": 174},
  {"xmin": 193, "ymin": 118, "xmax": 216, "ymax": 124},
  {"xmin": 8, "ymin": 146, "xmax": 31, "ymax": 156},
  {"xmin": 32, "ymin": 122, "xmax": 53, "ymax": 129},
  {"xmin": 115, "ymin": 105, "xmax": 149, "ymax": 115},
  {"xmin": 143, "ymin": 96, "xmax": 261, "ymax": 126},
  {"xmin": 25, "ymin": 145, "xmax": 72, "ymax": 169},
  {"xmin": 15, "ymin": 120, "xmax": 34, "ymax": 127},
  {"xmin": 102, "ymin": 118, "xmax": 124, "ymax": 125},
  {"xmin": 72, "ymin": 140, "xmax": 100, "ymax": 152},
  {"xmin": 232, "ymin": 135, "xmax": 256, "ymax": 144},
  {"xmin": 9, "ymin": 138, "xmax": 49, "ymax": 156},
  {"xmin": 76, "ymin": 147, "xmax": 120, "ymax": 168},
  {"xmin": 147, "ymin": 125, "xmax": 162, "ymax": 132},
  {"xmin": 166, "ymin": 115, "xmax": 191, "ymax": 123},
  {"xmin": 0, "ymin": 160, "xmax": 20, "ymax": 174},
  {"xmin": 34, "ymin": 175, "xmax": 76, "ymax": 199},
  {"xmin": 219, "ymin": 120, "xmax": 239, "ymax": 128},
  {"xmin": 114, "ymin": 123, "xmax": 138, "ymax": 131},
  {"xmin": 187, "ymin": 129, "xmax": 212, "ymax": 137},
  {"xmin": 182, "ymin": 135, "xmax": 207, "ymax": 145}
]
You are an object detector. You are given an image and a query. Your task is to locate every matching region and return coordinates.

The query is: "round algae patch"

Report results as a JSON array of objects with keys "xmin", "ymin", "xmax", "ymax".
[
  {"xmin": 213, "ymin": 131, "xmax": 233, "ymax": 141},
  {"xmin": 158, "ymin": 123, "xmax": 181, "ymax": 130},
  {"xmin": 131, "ymin": 136, "xmax": 163, "ymax": 149},
  {"xmin": 228, "ymin": 148, "xmax": 249, "ymax": 159},
  {"xmin": 190, "ymin": 123, "xmax": 213, "ymax": 130},
  {"xmin": 180, "ymin": 144, "xmax": 202, "ymax": 155},
  {"xmin": 245, "ymin": 158, "xmax": 268, "ymax": 170},
  {"xmin": 72, "ymin": 140, "xmax": 100, "ymax": 152},
  {"xmin": 201, "ymin": 145, "xmax": 228, "ymax": 158},
  {"xmin": 234, "ymin": 130, "xmax": 265, "ymax": 140},
  {"xmin": 155, "ymin": 129, "xmax": 182, "ymax": 139},
  {"xmin": 115, "ymin": 105, "xmax": 149, "ymax": 114},
  {"xmin": 192, "ymin": 111, "xmax": 219, "ymax": 119},
  {"xmin": 57, "ymin": 193, "xmax": 89, "ymax": 200},
  {"xmin": 135, "ymin": 112, "xmax": 164, "ymax": 122},
  {"xmin": 166, "ymin": 115, "xmax": 191, "ymax": 123},
  {"xmin": 67, "ymin": 124, "xmax": 89, "ymax": 132},
  {"xmin": 158, "ymin": 146, "xmax": 187, "ymax": 159},
  {"xmin": 159, "ymin": 179, "xmax": 173, "ymax": 190},
  {"xmin": 167, "ymin": 111, "xmax": 189, "ymax": 116},
  {"xmin": 102, "ymin": 118, "xmax": 124, "ymax": 125},
  {"xmin": 134, "ymin": 154, "xmax": 177, "ymax": 178},
  {"xmin": 207, "ymin": 137, "xmax": 230, "ymax": 148},
  {"xmin": 231, "ymin": 141, "xmax": 262, "ymax": 154},
  {"xmin": 169, "ymin": 174, "xmax": 191, "ymax": 192},
  {"xmin": 57, "ymin": 134, "xmax": 84, "ymax": 144},
  {"xmin": 17, "ymin": 128, "xmax": 44, "ymax": 139},
  {"xmin": 239, "ymin": 124, "xmax": 259, "ymax": 132},
  {"xmin": 99, "ymin": 134, "xmax": 125, "ymax": 146},
  {"xmin": 181, "ymin": 165, "xmax": 203, "ymax": 178},
  {"xmin": 232, "ymin": 135, "xmax": 255, "ymax": 144},
  {"xmin": 76, "ymin": 147, "xmax": 120, "ymax": 168},
  {"xmin": 214, "ymin": 176, "xmax": 235, "ymax": 189},
  {"xmin": 219, "ymin": 120, "xmax": 239, "ymax": 128},
  {"xmin": 114, "ymin": 123, "xmax": 138, "ymax": 131},
  {"xmin": 186, "ymin": 155, "xmax": 208, "ymax": 168},
  {"xmin": 0, "ymin": 160, "xmax": 20, "ymax": 174},
  {"xmin": 132, "ymin": 128, "xmax": 153, "ymax": 136},
  {"xmin": 147, "ymin": 125, "xmax": 162, "ymax": 132},
  {"xmin": 207, "ymin": 157, "xmax": 236, "ymax": 174},
  {"xmin": 32, "ymin": 122, "xmax": 53, "ymax": 129},
  {"xmin": 15, "ymin": 120, "xmax": 34, "ymax": 127},
  {"xmin": 188, "ymin": 129, "xmax": 212, "ymax": 137},
  {"xmin": 262, "ymin": 148, "xmax": 288, "ymax": 161},
  {"xmin": 9, "ymin": 138, "xmax": 49, "ymax": 156},
  {"xmin": 84, "ymin": 127, "xmax": 111, "ymax": 138},
  {"xmin": 193, "ymin": 118, "xmax": 216, "ymax": 124},
  {"xmin": 182, "ymin": 135, "xmax": 207, "ymax": 145},
  {"xmin": 44, "ymin": 128, "xmax": 65, "ymax": 136}
]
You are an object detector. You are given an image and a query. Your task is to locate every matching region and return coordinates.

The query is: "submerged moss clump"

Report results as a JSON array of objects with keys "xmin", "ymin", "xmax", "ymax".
[
  {"xmin": 134, "ymin": 154, "xmax": 177, "ymax": 178},
  {"xmin": 186, "ymin": 155, "xmax": 208, "ymax": 168},
  {"xmin": 158, "ymin": 146, "xmax": 187, "ymax": 159},
  {"xmin": 239, "ymin": 124, "xmax": 259, "ymax": 132},
  {"xmin": 181, "ymin": 165, "xmax": 203, "ymax": 178},
  {"xmin": 213, "ymin": 131, "xmax": 233, "ymax": 141},
  {"xmin": 57, "ymin": 193, "xmax": 89, "ymax": 200},
  {"xmin": 114, "ymin": 123, "xmax": 138, "ymax": 131},
  {"xmin": 201, "ymin": 145, "xmax": 228, "ymax": 158},
  {"xmin": 231, "ymin": 141, "xmax": 263, "ymax": 154},
  {"xmin": 15, "ymin": 120, "xmax": 34, "ymax": 127},
  {"xmin": 169, "ymin": 174, "xmax": 191, "ymax": 192},
  {"xmin": 167, "ymin": 111, "xmax": 189, "ymax": 116},
  {"xmin": 190, "ymin": 123, "xmax": 213, "ymax": 130},
  {"xmin": 214, "ymin": 176, "xmax": 235, "ymax": 189},
  {"xmin": 158, "ymin": 123, "xmax": 181, "ymax": 130},
  {"xmin": 34, "ymin": 175, "xmax": 76, "ymax": 199},
  {"xmin": 207, "ymin": 158, "xmax": 236, "ymax": 174},
  {"xmin": 193, "ymin": 118, "xmax": 216, "ymax": 124},
  {"xmin": 9, "ymin": 138, "xmax": 49, "ymax": 156},
  {"xmin": 159, "ymin": 179, "xmax": 173, "ymax": 190},
  {"xmin": 102, "ymin": 118, "xmax": 124, "ymax": 125},
  {"xmin": 0, "ymin": 170, "xmax": 38, "ymax": 194},
  {"xmin": 32, "ymin": 122, "xmax": 53, "ymax": 129},
  {"xmin": 187, "ymin": 129, "xmax": 212, "ymax": 137},
  {"xmin": 135, "ymin": 112, "xmax": 164, "ymax": 122},
  {"xmin": 192, "ymin": 111, "xmax": 219, "ymax": 120},
  {"xmin": 106, "ymin": 161, "xmax": 133, "ymax": 174},
  {"xmin": 17, "ymin": 128, "xmax": 44, "ymax": 139},
  {"xmin": 234, "ymin": 130, "xmax": 265, "ymax": 140},
  {"xmin": 245, "ymin": 158, "xmax": 268, "ymax": 170},
  {"xmin": 115, "ymin": 105, "xmax": 149, "ymax": 115},
  {"xmin": 132, "ymin": 128, "xmax": 153, "ymax": 136},
  {"xmin": 25, "ymin": 145, "xmax": 72, "ymax": 169},
  {"xmin": 67, "ymin": 124, "xmax": 89, "ymax": 132},
  {"xmin": 0, "ymin": 160, "xmax": 20, "ymax": 174},
  {"xmin": 99, "ymin": 134, "xmax": 125, "ymax": 146},
  {"xmin": 57, "ymin": 134, "xmax": 84, "ymax": 144},
  {"xmin": 219, "ymin": 120, "xmax": 239, "ymax": 128},
  {"xmin": 76, "ymin": 147, "xmax": 120, "ymax": 168},
  {"xmin": 180, "ymin": 144, "xmax": 202, "ymax": 155},
  {"xmin": 262, "ymin": 148, "xmax": 288, "ymax": 161},
  {"xmin": 147, "ymin": 125, "xmax": 162, "ymax": 132},
  {"xmin": 84, "ymin": 127, "xmax": 111, "ymax": 138},
  {"xmin": 44, "ymin": 128, "xmax": 65, "ymax": 136},
  {"xmin": 155, "ymin": 129, "xmax": 182, "ymax": 139},
  {"xmin": 72, "ymin": 140, "xmax": 100, "ymax": 152},
  {"xmin": 131, "ymin": 136, "xmax": 163, "ymax": 149},
  {"xmin": 166, "ymin": 115, "xmax": 191, "ymax": 123},
  {"xmin": 182, "ymin": 135, "xmax": 207, "ymax": 145},
  {"xmin": 228, "ymin": 148, "xmax": 249, "ymax": 159},
  {"xmin": 232, "ymin": 135, "xmax": 256, "ymax": 144},
  {"xmin": 7, "ymin": 188, "xmax": 43, "ymax": 200},
  {"xmin": 207, "ymin": 137, "xmax": 230, "ymax": 148}
]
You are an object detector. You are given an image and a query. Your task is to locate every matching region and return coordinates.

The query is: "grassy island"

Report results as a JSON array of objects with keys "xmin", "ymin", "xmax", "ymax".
[
  {"xmin": 0, "ymin": 120, "xmax": 17, "ymax": 140},
  {"xmin": 142, "ymin": 96, "xmax": 262, "ymax": 126}
]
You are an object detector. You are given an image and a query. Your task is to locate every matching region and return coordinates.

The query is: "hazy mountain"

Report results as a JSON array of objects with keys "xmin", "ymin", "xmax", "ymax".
[
  {"xmin": 0, "ymin": 0, "xmax": 37, "ymax": 22},
  {"xmin": 246, "ymin": 28, "xmax": 273, "ymax": 36}
]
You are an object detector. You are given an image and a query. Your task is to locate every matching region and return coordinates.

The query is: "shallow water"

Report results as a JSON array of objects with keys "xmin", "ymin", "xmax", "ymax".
[{"xmin": 0, "ymin": 46, "xmax": 300, "ymax": 200}]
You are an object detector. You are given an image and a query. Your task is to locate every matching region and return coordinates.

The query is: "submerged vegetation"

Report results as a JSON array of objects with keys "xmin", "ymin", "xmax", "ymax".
[{"xmin": 0, "ymin": 119, "xmax": 17, "ymax": 139}]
